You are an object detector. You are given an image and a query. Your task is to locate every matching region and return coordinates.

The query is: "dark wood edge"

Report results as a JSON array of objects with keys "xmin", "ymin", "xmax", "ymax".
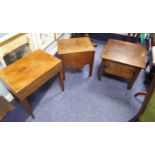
[
  {"xmin": 101, "ymin": 58, "xmax": 145, "ymax": 69},
  {"xmin": 129, "ymin": 74, "xmax": 155, "ymax": 122}
]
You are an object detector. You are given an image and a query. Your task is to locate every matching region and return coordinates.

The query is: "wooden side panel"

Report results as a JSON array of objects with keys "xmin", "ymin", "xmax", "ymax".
[
  {"xmin": 61, "ymin": 51, "xmax": 94, "ymax": 69},
  {"xmin": 103, "ymin": 60, "xmax": 136, "ymax": 79},
  {"xmin": 17, "ymin": 63, "xmax": 62, "ymax": 100}
]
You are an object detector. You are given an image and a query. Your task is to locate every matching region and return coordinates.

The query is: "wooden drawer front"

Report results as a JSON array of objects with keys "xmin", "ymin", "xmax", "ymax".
[
  {"xmin": 103, "ymin": 60, "xmax": 135, "ymax": 79},
  {"xmin": 61, "ymin": 52, "xmax": 94, "ymax": 69}
]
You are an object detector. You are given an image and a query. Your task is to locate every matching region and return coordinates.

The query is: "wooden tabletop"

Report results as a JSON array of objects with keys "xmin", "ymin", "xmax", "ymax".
[
  {"xmin": 0, "ymin": 49, "xmax": 61, "ymax": 93},
  {"xmin": 101, "ymin": 39, "xmax": 146, "ymax": 68},
  {"xmin": 57, "ymin": 37, "xmax": 95, "ymax": 55}
]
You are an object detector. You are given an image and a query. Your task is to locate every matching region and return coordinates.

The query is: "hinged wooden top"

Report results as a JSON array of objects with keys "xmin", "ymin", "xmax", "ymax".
[
  {"xmin": 101, "ymin": 39, "xmax": 146, "ymax": 68},
  {"xmin": 0, "ymin": 49, "xmax": 61, "ymax": 93},
  {"xmin": 57, "ymin": 37, "xmax": 95, "ymax": 55}
]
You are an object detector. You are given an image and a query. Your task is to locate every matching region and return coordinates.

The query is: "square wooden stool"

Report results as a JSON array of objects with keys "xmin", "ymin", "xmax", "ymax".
[
  {"xmin": 57, "ymin": 37, "xmax": 95, "ymax": 79},
  {"xmin": 0, "ymin": 50, "xmax": 64, "ymax": 118},
  {"xmin": 99, "ymin": 39, "xmax": 146, "ymax": 89}
]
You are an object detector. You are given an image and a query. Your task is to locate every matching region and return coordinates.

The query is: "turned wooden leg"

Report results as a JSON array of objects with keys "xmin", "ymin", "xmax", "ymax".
[
  {"xmin": 135, "ymin": 91, "xmax": 147, "ymax": 97},
  {"xmin": 127, "ymin": 68, "xmax": 141, "ymax": 89},
  {"xmin": 19, "ymin": 99, "xmax": 35, "ymax": 119},
  {"xmin": 99, "ymin": 59, "xmax": 104, "ymax": 80},
  {"xmin": 58, "ymin": 71, "xmax": 64, "ymax": 91}
]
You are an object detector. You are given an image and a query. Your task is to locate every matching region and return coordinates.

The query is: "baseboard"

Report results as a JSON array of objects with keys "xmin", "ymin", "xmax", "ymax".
[{"xmin": 5, "ymin": 93, "xmax": 13, "ymax": 102}]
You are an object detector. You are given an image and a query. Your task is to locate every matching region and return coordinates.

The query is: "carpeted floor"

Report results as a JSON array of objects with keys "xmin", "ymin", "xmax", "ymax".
[{"xmin": 4, "ymin": 39, "xmax": 147, "ymax": 122}]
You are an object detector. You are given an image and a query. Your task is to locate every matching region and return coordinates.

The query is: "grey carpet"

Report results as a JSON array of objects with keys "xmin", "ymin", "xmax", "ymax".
[{"xmin": 4, "ymin": 40, "xmax": 147, "ymax": 122}]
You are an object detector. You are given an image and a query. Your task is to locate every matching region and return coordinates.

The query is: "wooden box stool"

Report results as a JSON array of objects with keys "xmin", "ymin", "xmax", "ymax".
[
  {"xmin": 99, "ymin": 39, "xmax": 146, "ymax": 89},
  {"xmin": 0, "ymin": 50, "xmax": 64, "ymax": 119},
  {"xmin": 57, "ymin": 37, "xmax": 95, "ymax": 79}
]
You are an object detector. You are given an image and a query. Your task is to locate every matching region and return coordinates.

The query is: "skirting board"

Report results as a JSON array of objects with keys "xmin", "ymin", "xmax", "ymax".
[{"xmin": 5, "ymin": 93, "xmax": 13, "ymax": 102}]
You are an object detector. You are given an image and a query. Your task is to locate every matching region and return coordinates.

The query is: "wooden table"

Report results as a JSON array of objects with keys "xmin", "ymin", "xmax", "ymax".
[
  {"xmin": 0, "ymin": 50, "xmax": 64, "ymax": 118},
  {"xmin": 57, "ymin": 37, "xmax": 95, "ymax": 79},
  {"xmin": 99, "ymin": 39, "xmax": 146, "ymax": 89}
]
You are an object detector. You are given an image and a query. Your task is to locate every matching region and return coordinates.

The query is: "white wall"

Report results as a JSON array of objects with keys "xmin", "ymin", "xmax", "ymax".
[
  {"xmin": 46, "ymin": 33, "xmax": 71, "ymax": 55},
  {"xmin": 0, "ymin": 81, "xmax": 9, "ymax": 96},
  {"xmin": 0, "ymin": 81, "xmax": 13, "ymax": 101}
]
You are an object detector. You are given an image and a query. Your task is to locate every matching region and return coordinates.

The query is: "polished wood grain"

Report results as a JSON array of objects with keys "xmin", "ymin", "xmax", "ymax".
[
  {"xmin": 58, "ymin": 37, "xmax": 95, "ymax": 78},
  {"xmin": 103, "ymin": 60, "xmax": 135, "ymax": 79},
  {"xmin": 58, "ymin": 37, "xmax": 95, "ymax": 55},
  {"xmin": 0, "ymin": 50, "xmax": 64, "ymax": 118},
  {"xmin": 0, "ymin": 96, "xmax": 15, "ymax": 121},
  {"xmin": 101, "ymin": 39, "xmax": 146, "ymax": 68},
  {"xmin": 99, "ymin": 39, "xmax": 146, "ymax": 89}
]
